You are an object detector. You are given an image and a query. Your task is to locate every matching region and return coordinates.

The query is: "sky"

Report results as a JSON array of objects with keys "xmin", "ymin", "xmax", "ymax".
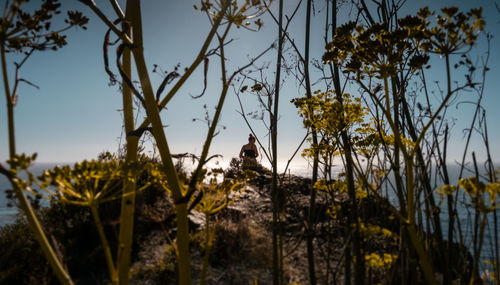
[{"xmin": 1, "ymin": 0, "xmax": 500, "ymax": 172}]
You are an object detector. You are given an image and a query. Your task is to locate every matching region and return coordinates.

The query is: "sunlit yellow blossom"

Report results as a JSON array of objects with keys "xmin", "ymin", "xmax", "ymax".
[
  {"xmin": 328, "ymin": 204, "xmax": 342, "ymax": 219},
  {"xmin": 365, "ymin": 253, "xmax": 384, "ymax": 268},
  {"xmin": 381, "ymin": 228, "xmax": 392, "ymax": 238},
  {"xmin": 436, "ymin": 184, "xmax": 457, "ymax": 199}
]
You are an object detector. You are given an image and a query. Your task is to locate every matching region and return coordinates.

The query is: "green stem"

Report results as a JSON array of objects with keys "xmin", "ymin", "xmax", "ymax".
[
  {"xmin": 134, "ymin": 1, "xmax": 230, "ymax": 133},
  {"xmin": 175, "ymin": 203, "xmax": 192, "ymax": 285},
  {"xmin": 187, "ymin": 23, "xmax": 232, "ymax": 201},
  {"xmin": 382, "ymin": 73, "xmax": 436, "ymax": 284},
  {"xmin": 83, "ymin": 1, "xmax": 132, "ymax": 44},
  {"xmin": 1, "ymin": 40, "xmax": 74, "ymax": 285},
  {"xmin": 469, "ymin": 213, "xmax": 488, "ymax": 285},
  {"xmin": 406, "ymin": 223, "xmax": 438, "ymax": 285},
  {"xmin": 116, "ymin": 3, "xmax": 139, "ymax": 283},
  {"xmin": 127, "ymin": 1, "xmax": 191, "ymax": 283},
  {"xmin": 200, "ymin": 213, "xmax": 211, "ymax": 285},
  {"xmin": 1, "ymin": 42, "xmax": 15, "ymax": 158},
  {"xmin": 91, "ymin": 204, "xmax": 117, "ymax": 284}
]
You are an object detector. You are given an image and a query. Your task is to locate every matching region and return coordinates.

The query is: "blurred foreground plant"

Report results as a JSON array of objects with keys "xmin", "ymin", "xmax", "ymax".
[
  {"xmin": 0, "ymin": 1, "xmax": 87, "ymax": 284},
  {"xmin": 36, "ymin": 159, "xmax": 151, "ymax": 283}
]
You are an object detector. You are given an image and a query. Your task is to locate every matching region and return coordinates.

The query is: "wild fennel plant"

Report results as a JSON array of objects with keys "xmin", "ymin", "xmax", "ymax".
[{"xmin": 0, "ymin": 1, "xmax": 88, "ymax": 284}]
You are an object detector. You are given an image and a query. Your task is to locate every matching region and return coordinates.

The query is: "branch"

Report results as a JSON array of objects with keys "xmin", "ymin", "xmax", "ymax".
[{"xmin": 116, "ymin": 43, "xmax": 146, "ymax": 107}]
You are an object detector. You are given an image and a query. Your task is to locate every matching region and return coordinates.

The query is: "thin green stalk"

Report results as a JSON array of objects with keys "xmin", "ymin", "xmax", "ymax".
[
  {"xmin": 127, "ymin": 2, "xmax": 191, "ymax": 283},
  {"xmin": 174, "ymin": 203, "xmax": 191, "ymax": 285},
  {"xmin": 471, "ymin": 152, "xmax": 481, "ymax": 282},
  {"xmin": 200, "ymin": 213, "xmax": 212, "ymax": 285},
  {"xmin": 91, "ymin": 204, "xmax": 117, "ymax": 284},
  {"xmin": 406, "ymin": 223, "xmax": 438, "ymax": 285},
  {"xmin": 187, "ymin": 31, "xmax": 274, "ymax": 211},
  {"xmin": 382, "ymin": 73, "xmax": 437, "ymax": 284},
  {"xmin": 403, "ymin": 67, "xmax": 449, "ymax": 283},
  {"xmin": 116, "ymin": 3, "xmax": 139, "ymax": 282},
  {"xmin": 187, "ymin": 23, "xmax": 233, "ymax": 200},
  {"xmin": 134, "ymin": 1, "xmax": 230, "ymax": 133},
  {"xmin": 1, "ymin": 42, "xmax": 15, "ymax": 158},
  {"xmin": 1, "ymin": 41, "xmax": 74, "ymax": 285},
  {"xmin": 405, "ymin": 140, "xmax": 437, "ymax": 285},
  {"xmin": 84, "ymin": 1, "xmax": 132, "ymax": 45},
  {"xmin": 469, "ymin": 213, "xmax": 488, "ymax": 285}
]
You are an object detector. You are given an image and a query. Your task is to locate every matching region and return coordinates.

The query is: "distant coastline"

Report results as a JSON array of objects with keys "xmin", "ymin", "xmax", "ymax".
[{"xmin": 0, "ymin": 161, "xmax": 497, "ymax": 228}]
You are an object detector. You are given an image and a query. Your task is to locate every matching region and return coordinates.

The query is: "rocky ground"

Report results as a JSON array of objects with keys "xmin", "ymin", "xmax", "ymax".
[
  {"xmin": 0, "ymin": 171, "xmax": 401, "ymax": 284},
  {"xmin": 128, "ymin": 173, "xmax": 390, "ymax": 284}
]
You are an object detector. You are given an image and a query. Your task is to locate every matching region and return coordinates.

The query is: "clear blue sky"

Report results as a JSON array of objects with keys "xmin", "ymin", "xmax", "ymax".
[{"xmin": 1, "ymin": 0, "xmax": 500, "ymax": 170}]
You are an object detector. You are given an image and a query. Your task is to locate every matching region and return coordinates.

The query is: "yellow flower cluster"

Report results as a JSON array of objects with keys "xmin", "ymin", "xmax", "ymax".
[
  {"xmin": 436, "ymin": 184, "xmax": 458, "ymax": 199},
  {"xmin": 358, "ymin": 222, "xmax": 394, "ymax": 239},
  {"xmin": 313, "ymin": 179, "xmax": 347, "ymax": 193},
  {"xmin": 365, "ymin": 253, "xmax": 398, "ymax": 268},
  {"xmin": 457, "ymin": 177, "xmax": 500, "ymax": 212},
  {"xmin": 356, "ymin": 189, "xmax": 368, "ymax": 199},
  {"xmin": 327, "ymin": 204, "xmax": 342, "ymax": 219}
]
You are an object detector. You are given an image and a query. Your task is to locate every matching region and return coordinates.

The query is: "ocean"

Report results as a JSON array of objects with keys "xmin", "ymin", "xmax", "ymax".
[{"xmin": 0, "ymin": 162, "xmax": 60, "ymax": 227}]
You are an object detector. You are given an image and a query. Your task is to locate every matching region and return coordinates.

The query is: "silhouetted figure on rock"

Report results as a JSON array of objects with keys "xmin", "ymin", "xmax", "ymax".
[{"xmin": 239, "ymin": 133, "xmax": 258, "ymax": 168}]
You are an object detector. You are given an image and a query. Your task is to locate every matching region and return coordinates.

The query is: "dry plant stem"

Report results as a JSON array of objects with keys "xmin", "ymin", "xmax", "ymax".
[
  {"xmin": 137, "ymin": 2, "xmax": 229, "ymax": 132},
  {"xmin": 469, "ymin": 213, "xmax": 488, "ymax": 285},
  {"xmin": 187, "ymin": 37, "xmax": 273, "ymax": 209},
  {"xmin": 470, "ymin": 152, "xmax": 484, "ymax": 284},
  {"xmin": 109, "ymin": 0, "xmax": 125, "ymax": 19},
  {"xmin": 235, "ymin": 90, "xmax": 272, "ymax": 163},
  {"xmin": 84, "ymin": 1, "xmax": 132, "ymax": 45},
  {"xmin": 330, "ymin": 2, "xmax": 363, "ymax": 283},
  {"xmin": 302, "ymin": 1, "xmax": 320, "ymax": 284},
  {"xmin": 443, "ymin": 55, "xmax": 454, "ymax": 284},
  {"xmin": 483, "ymin": 116, "xmax": 500, "ymax": 281},
  {"xmin": 187, "ymin": 23, "xmax": 233, "ymax": 200},
  {"xmin": 404, "ymin": 71, "xmax": 447, "ymax": 272},
  {"xmin": 90, "ymin": 204, "xmax": 116, "ymax": 283},
  {"xmin": 116, "ymin": 3, "xmax": 139, "ymax": 282},
  {"xmin": 377, "ymin": 76, "xmax": 437, "ymax": 284},
  {"xmin": 479, "ymin": 39, "xmax": 499, "ymax": 280},
  {"xmin": 280, "ymin": 133, "xmax": 308, "ymax": 181},
  {"xmin": 1, "ymin": 41, "xmax": 74, "ymax": 285},
  {"xmin": 271, "ymin": 0, "xmax": 284, "ymax": 284}
]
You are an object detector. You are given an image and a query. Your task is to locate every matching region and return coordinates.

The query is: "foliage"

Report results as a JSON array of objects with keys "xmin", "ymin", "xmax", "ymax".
[
  {"xmin": 295, "ymin": 4, "xmax": 490, "ymax": 284},
  {"xmin": 292, "ymin": 90, "xmax": 376, "ymax": 160},
  {"xmin": 0, "ymin": 203, "xmax": 104, "ymax": 284},
  {"xmin": 0, "ymin": 0, "xmax": 88, "ymax": 53},
  {"xmin": 323, "ymin": 7, "xmax": 484, "ymax": 78},
  {"xmin": 0, "ymin": 2, "xmax": 88, "ymax": 284}
]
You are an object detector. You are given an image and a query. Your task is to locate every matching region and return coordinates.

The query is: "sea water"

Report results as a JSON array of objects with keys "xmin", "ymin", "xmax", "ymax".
[{"xmin": 0, "ymin": 163, "xmax": 59, "ymax": 227}]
